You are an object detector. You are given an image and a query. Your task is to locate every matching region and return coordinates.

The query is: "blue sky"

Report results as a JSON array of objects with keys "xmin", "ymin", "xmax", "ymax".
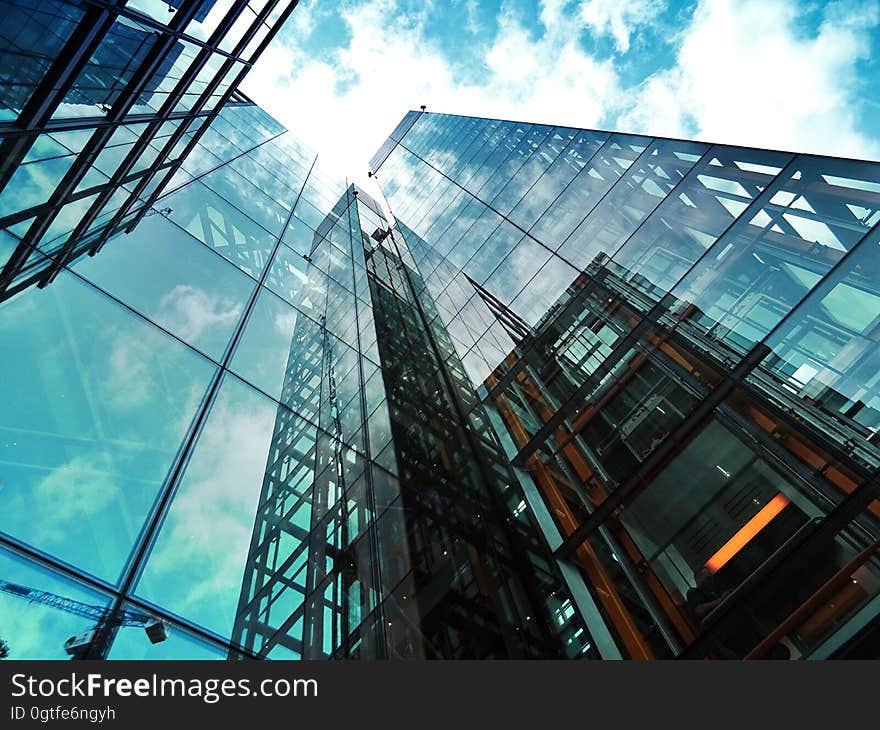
[{"xmin": 241, "ymin": 0, "xmax": 880, "ymax": 181}]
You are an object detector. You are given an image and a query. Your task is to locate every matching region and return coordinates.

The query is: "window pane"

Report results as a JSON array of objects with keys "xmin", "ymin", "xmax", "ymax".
[
  {"xmin": 0, "ymin": 0, "xmax": 85, "ymax": 121},
  {"xmin": 529, "ymin": 133, "xmax": 648, "ymax": 250},
  {"xmin": 135, "ymin": 374, "xmax": 317, "ymax": 641},
  {"xmin": 263, "ymin": 242, "xmax": 328, "ymax": 318},
  {"xmin": 558, "ymin": 138, "xmax": 708, "ymax": 271},
  {"xmin": 484, "ymin": 237, "xmax": 551, "ymax": 306},
  {"xmin": 199, "ymin": 162, "xmax": 289, "ymax": 236},
  {"xmin": 184, "ymin": 0, "xmax": 237, "ymax": 42},
  {"xmin": 230, "ymin": 287, "xmax": 323, "ymax": 424},
  {"xmin": 0, "ymin": 548, "xmax": 112, "ymax": 659},
  {"xmin": 162, "ymin": 181, "xmax": 276, "ymax": 278},
  {"xmin": 71, "ymin": 215, "xmax": 255, "ymax": 360},
  {"xmin": 609, "ymin": 146, "xmax": 791, "ymax": 307},
  {"xmin": 0, "ymin": 267, "xmax": 216, "ymax": 580},
  {"xmin": 667, "ymin": 155, "xmax": 880, "ymax": 354},
  {"xmin": 53, "ymin": 15, "xmax": 158, "ymax": 119},
  {"xmin": 0, "ymin": 140, "xmax": 76, "ymax": 218},
  {"xmin": 750, "ymin": 227, "xmax": 880, "ymax": 468}
]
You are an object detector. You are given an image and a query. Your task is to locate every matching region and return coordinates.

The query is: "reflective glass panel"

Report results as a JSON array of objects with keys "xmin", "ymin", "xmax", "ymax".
[
  {"xmin": 72, "ymin": 215, "xmax": 255, "ymax": 360},
  {"xmin": 0, "ymin": 548, "xmax": 112, "ymax": 660},
  {"xmin": 136, "ymin": 374, "xmax": 316, "ymax": 640},
  {"xmin": 0, "ymin": 267, "xmax": 216, "ymax": 580}
]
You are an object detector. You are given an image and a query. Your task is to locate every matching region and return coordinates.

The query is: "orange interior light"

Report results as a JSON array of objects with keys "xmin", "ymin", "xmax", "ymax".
[{"xmin": 705, "ymin": 494, "xmax": 791, "ymax": 573}]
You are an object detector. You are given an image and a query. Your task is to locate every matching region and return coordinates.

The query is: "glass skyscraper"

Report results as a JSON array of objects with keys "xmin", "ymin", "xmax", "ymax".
[
  {"xmin": 372, "ymin": 111, "xmax": 880, "ymax": 660},
  {"xmin": 1, "ymin": 5, "xmax": 878, "ymax": 660}
]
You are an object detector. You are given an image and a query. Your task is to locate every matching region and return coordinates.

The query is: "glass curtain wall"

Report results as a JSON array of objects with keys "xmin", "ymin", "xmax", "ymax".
[
  {"xmin": 0, "ymin": 0, "xmax": 297, "ymax": 303},
  {"xmin": 0, "ymin": 106, "xmax": 601, "ymax": 660},
  {"xmin": 371, "ymin": 110, "xmax": 880, "ymax": 660},
  {"xmin": 3, "ymin": 85, "xmax": 877, "ymax": 659},
  {"xmin": 0, "ymin": 101, "xmax": 381, "ymax": 659},
  {"xmin": 358, "ymin": 194, "xmax": 599, "ymax": 658}
]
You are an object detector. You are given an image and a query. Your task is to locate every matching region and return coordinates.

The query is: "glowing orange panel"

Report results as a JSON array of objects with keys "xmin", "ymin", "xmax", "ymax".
[{"xmin": 705, "ymin": 494, "xmax": 791, "ymax": 574}]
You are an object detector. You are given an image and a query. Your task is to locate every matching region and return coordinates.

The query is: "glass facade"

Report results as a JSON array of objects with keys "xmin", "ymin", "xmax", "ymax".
[
  {"xmin": 0, "ymin": 101, "xmax": 602, "ymax": 658},
  {"xmin": 0, "ymin": 0, "xmax": 297, "ymax": 302},
  {"xmin": 2, "ymin": 11, "xmax": 878, "ymax": 659},
  {"xmin": 371, "ymin": 111, "xmax": 880, "ymax": 660}
]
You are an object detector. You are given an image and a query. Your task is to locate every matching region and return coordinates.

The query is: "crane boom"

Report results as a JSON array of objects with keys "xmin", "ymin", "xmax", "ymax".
[
  {"xmin": 0, "ymin": 579, "xmax": 152, "ymax": 627},
  {"xmin": 0, "ymin": 578, "xmax": 168, "ymax": 658}
]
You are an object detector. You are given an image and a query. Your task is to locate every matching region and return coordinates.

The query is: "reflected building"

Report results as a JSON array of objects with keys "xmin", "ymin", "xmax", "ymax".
[
  {"xmin": 1, "ymin": 14, "xmax": 879, "ymax": 659},
  {"xmin": 228, "ymin": 189, "xmax": 384, "ymax": 660}
]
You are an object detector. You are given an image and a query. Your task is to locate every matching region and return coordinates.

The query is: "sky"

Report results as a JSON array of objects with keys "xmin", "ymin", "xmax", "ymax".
[{"xmin": 241, "ymin": 0, "xmax": 880, "ymax": 184}]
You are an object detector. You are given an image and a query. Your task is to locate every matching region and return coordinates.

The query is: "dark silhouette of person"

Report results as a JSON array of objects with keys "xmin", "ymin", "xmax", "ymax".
[
  {"xmin": 686, "ymin": 566, "xmax": 790, "ymax": 659},
  {"xmin": 687, "ymin": 566, "xmax": 729, "ymax": 622}
]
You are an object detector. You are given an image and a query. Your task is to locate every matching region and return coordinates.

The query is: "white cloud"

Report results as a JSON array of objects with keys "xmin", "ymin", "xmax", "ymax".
[
  {"xmin": 571, "ymin": 0, "xmax": 663, "ymax": 54},
  {"xmin": 159, "ymin": 284, "xmax": 243, "ymax": 344},
  {"xmin": 617, "ymin": 0, "xmax": 880, "ymax": 159},
  {"xmin": 463, "ymin": 0, "xmax": 482, "ymax": 35},
  {"xmin": 242, "ymin": 0, "xmax": 880, "ymax": 185},
  {"xmin": 273, "ymin": 307, "xmax": 300, "ymax": 336},
  {"xmin": 484, "ymin": 9, "xmax": 621, "ymax": 126},
  {"xmin": 242, "ymin": 0, "xmax": 621, "ymax": 189},
  {"xmin": 106, "ymin": 331, "xmax": 153, "ymax": 408},
  {"xmin": 287, "ymin": 0, "xmax": 319, "ymax": 36},
  {"xmin": 3, "ymin": 455, "xmax": 119, "ymax": 546}
]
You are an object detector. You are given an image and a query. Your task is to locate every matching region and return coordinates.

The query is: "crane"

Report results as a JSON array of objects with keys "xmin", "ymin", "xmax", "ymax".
[{"xmin": 0, "ymin": 579, "xmax": 167, "ymax": 658}]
